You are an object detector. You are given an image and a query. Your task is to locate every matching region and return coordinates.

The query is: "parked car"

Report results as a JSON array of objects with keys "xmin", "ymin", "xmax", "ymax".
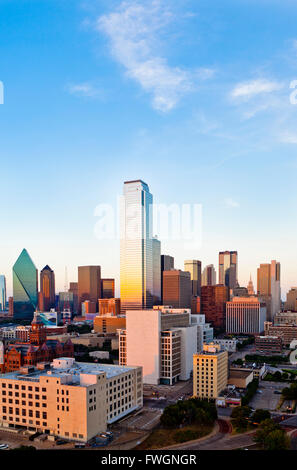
[
  {"xmin": 74, "ymin": 443, "xmax": 85, "ymax": 448},
  {"xmin": 0, "ymin": 444, "xmax": 9, "ymax": 450},
  {"xmin": 56, "ymin": 439, "xmax": 68, "ymax": 445}
]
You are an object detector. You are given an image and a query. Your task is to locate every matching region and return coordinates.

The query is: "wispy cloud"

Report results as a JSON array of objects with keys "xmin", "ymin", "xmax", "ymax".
[
  {"xmin": 223, "ymin": 197, "xmax": 240, "ymax": 208},
  {"xmin": 67, "ymin": 82, "xmax": 104, "ymax": 99},
  {"xmin": 96, "ymin": 0, "xmax": 213, "ymax": 112},
  {"xmin": 230, "ymin": 78, "xmax": 283, "ymax": 101}
]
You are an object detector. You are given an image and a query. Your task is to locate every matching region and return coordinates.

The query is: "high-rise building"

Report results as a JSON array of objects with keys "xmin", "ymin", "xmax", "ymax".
[
  {"xmin": 285, "ymin": 287, "xmax": 297, "ymax": 311},
  {"xmin": 120, "ymin": 180, "xmax": 153, "ymax": 313},
  {"xmin": 219, "ymin": 251, "xmax": 238, "ymax": 289},
  {"xmin": 40, "ymin": 265, "xmax": 55, "ymax": 312},
  {"xmin": 69, "ymin": 282, "xmax": 78, "ymax": 314},
  {"xmin": 0, "ymin": 276, "xmax": 6, "ymax": 312},
  {"xmin": 152, "ymin": 237, "xmax": 161, "ymax": 305},
  {"xmin": 8, "ymin": 297, "xmax": 13, "ymax": 316},
  {"xmin": 247, "ymin": 275, "xmax": 255, "ymax": 296},
  {"xmin": 184, "ymin": 260, "xmax": 202, "ymax": 296},
  {"xmin": 163, "ymin": 270, "xmax": 192, "ymax": 309},
  {"xmin": 201, "ymin": 264, "xmax": 216, "ymax": 287},
  {"xmin": 201, "ymin": 284, "xmax": 229, "ymax": 330},
  {"xmin": 226, "ymin": 297, "xmax": 266, "ymax": 334},
  {"xmin": 78, "ymin": 266, "xmax": 101, "ymax": 314},
  {"xmin": 119, "ymin": 308, "xmax": 198, "ymax": 385},
  {"xmin": 98, "ymin": 298, "xmax": 121, "ymax": 316},
  {"xmin": 13, "ymin": 249, "xmax": 38, "ymax": 320},
  {"xmin": 161, "ymin": 255, "xmax": 174, "ymax": 303},
  {"xmin": 58, "ymin": 291, "xmax": 74, "ymax": 314},
  {"xmin": 101, "ymin": 279, "xmax": 115, "ymax": 299},
  {"xmin": 257, "ymin": 260, "xmax": 281, "ymax": 320},
  {"xmin": 193, "ymin": 343, "xmax": 228, "ymax": 399}
]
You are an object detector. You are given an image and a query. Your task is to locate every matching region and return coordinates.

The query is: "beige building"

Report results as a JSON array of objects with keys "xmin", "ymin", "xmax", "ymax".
[
  {"xmin": 98, "ymin": 298, "xmax": 121, "ymax": 316},
  {"xmin": 93, "ymin": 314, "xmax": 126, "ymax": 334},
  {"xmin": 0, "ymin": 358, "xmax": 142, "ymax": 442},
  {"xmin": 285, "ymin": 288, "xmax": 297, "ymax": 312},
  {"xmin": 228, "ymin": 370, "xmax": 253, "ymax": 389},
  {"xmin": 193, "ymin": 343, "xmax": 228, "ymax": 399},
  {"xmin": 275, "ymin": 311, "xmax": 297, "ymax": 325}
]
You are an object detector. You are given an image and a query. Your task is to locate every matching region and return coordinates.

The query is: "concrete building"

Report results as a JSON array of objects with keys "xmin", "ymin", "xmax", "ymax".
[
  {"xmin": 264, "ymin": 322, "xmax": 297, "ymax": 346},
  {"xmin": 219, "ymin": 251, "xmax": 238, "ymax": 290},
  {"xmin": 257, "ymin": 260, "xmax": 281, "ymax": 320},
  {"xmin": 93, "ymin": 314, "xmax": 126, "ymax": 334},
  {"xmin": 190, "ymin": 314, "xmax": 213, "ymax": 351},
  {"xmin": 285, "ymin": 288, "xmax": 297, "ymax": 312},
  {"xmin": 101, "ymin": 279, "xmax": 115, "ymax": 299},
  {"xmin": 255, "ymin": 335, "xmax": 283, "ymax": 354},
  {"xmin": 184, "ymin": 260, "xmax": 202, "ymax": 297},
  {"xmin": 163, "ymin": 270, "xmax": 192, "ymax": 309},
  {"xmin": 0, "ymin": 276, "xmax": 7, "ymax": 312},
  {"xmin": 119, "ymin": 308, "xmax": 198, "ymax": 385},
  {"xmin": 0, "ymin": 358, "xmax": 142, "ymax": 442},
  {"xmin": 78, "ymin": 266, "xmax": 101, "ymax": 315},
  {"xmin": 226, "ymin": 297, "xmax": 266, "ymax": 334},
  {"xmin": 274, "ymin": 311, "xmax": 297, "ymax": 325},
  {"xmin": 201, "ymin": 264, "xmax": 216, "ymax": 287},
  {"xmin": 228, "ymin": 370, "xmax": 253, "ymax": 389},
  {"xmin": 193, "ymin": 343, "xmax": 228, "ymax": 399},
  {"xmin": 98, "ymin": 298, "xmax": 121, "ymax": 316},
  {"xmin": 161, "ymin": 255, "xmax": 174, "ymax": 303},
  {"xmin": 212, "ymin": 339, "xmax": 237, "ymax": 352}
]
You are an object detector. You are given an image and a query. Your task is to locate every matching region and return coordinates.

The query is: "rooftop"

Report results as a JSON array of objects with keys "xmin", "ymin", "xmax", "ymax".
[{"xmin": 0, "ymin": 358, "xmax": 136, "ymax": 385}]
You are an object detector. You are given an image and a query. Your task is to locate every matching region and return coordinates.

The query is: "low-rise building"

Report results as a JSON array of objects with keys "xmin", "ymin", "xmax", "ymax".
[
  {"xmin": 255, "ymin": 335, "xmax": 283, "ymax": 354},
  {"xmin": 228, "ymin": 370, "xmax": 253, "ymax": 389},
  {"xmin": 226, "ymin": 297, "xmax": 266, "ymax": 334},
  {"xmin": 212, "ymin": 339, "xmax": 237, "ymax": 352},
  {"xmin": 0, "ymin": 357, "xmax": 142, "ymax": 442},
  {"xmin": 264, "ymin": 321, "xmax": 297, "ymax": 346},
  {"xmin": 93, "ymin": 314, "xmax": 126, "ymax": 334}
]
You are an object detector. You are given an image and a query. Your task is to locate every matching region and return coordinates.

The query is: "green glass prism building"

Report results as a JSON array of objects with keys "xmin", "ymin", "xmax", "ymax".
[{"xmin": 13, "ymin": 249, "xmax": 38, "ymax": 320}]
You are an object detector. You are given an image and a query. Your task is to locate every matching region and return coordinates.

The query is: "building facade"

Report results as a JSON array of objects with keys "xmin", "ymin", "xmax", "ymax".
[
  {"xmin": 219, "ymin": 251, "xmax": 238, "ymax": 290},
  {"xmin": 201, "ymin": 264, "xmax": 216, "ymax": 287},
  {"xmin": 226, "ymin": 297, "xmax": 266, "ymax": 334},
  {"xmin": 101, "ymin": 279, "xmax": 115, "ymax": 299},
  {"xmin": 162, "ymin": 270, "xmax": 192, "ymax": 309},
  {"xmin": 78, "ymin": 266, "xmax": 101, "ymax": 314},
  {"xmin": 152, "ymin": 237, "xmax": 161, "ymax": 305},
  {"xmin": 193, "ymin": 343, "xmax": 228, "ymax": 399},
  {"xmin": 120, "ymin": 180, "xmax": 153, "ymax": 313},
  {"xmin": 184, "ymin": 260, "xmax": 202, "ymax": 297},
  {"xmin": 0, "ymin": 276, "xmax": 6, "ymax": 312},
  {"xmin": 40, "ymin": 266, "xmax": 55, "ymax": 312},
  {"xmin": 201, "ymin": 284, "xmax": 229, "ymax": 330},
  {"xmin": 257, "ymin": 260, "xmax": 281, "ymax": 320},
  {"xmin": 161, "ymin": 255, "xmax": 174, "ymax": 303},
  {"xmin": 13, "ymin": 249, "xmax": 38, "ymax": 321}
]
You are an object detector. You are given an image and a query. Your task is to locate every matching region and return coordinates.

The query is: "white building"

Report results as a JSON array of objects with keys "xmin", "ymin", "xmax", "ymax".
[
  {"xmin": 191, "ymin": 314, "xmax": 214, "ymax": 351},
  {"xmin": 226, "ymin": 297, "xmax": 266, "ymax": 334},
  {"xmin": 212, "ymin": 338, "xmax": 237, "ymax": 352},
  {"xmin": 119, "ymin": 308, "xmax": 198, "ymax": 385}
]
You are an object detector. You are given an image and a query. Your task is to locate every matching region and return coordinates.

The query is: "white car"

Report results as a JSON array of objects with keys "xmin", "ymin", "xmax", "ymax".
[{"xmin": 0, "ymin": 444, "xmax": 9, "ymax": 450}]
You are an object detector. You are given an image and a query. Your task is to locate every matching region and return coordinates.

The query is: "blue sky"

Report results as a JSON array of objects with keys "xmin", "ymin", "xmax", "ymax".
[{"xmin": 1, "ymin": 0, "xmax": 297, "ymax": 297}]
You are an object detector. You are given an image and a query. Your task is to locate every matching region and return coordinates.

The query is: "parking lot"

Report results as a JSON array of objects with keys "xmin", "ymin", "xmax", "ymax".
[{"xmin": 249, "ymin": 381, "xmax": 287, "ymax": 411}]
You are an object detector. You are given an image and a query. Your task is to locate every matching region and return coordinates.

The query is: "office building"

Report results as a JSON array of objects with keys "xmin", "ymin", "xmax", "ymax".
[
  {"xmin": 285, "ymin": 288, "xmax": 297, "ymax": 311},
  {"xmin": 219, "ymin": 251, "xmax": 238, "ymax": 290},
  {"xmin": 201, "ymin": 284, "xmax": 229, "ymax": 330},
  {"xmin": 247, "ymin": 275, "xmax": 255, "ymax": 296},
  {"xmin": 152, "ymin": 237, "xmax": 161, "ymax": 305},
  {"xmin": 0, "ymin": 276, "xmax": 6, "ymax": 312},
  {"xmin": 201, "ymin": 264, "xmax": 216, "ymax": 287},
  {"xmin": 163, "ymin": 270, "xmax": 192, "ymax": 309},
  {"xmin": 94, "ymin": 314, "xmax": 126, "ymax": 334},
  {"xmin": 264, "ymin": 321, "xmax": 297, "ymax": 346},
  {"xmin": 226, "ymin": 297, "xmax": 266, "ymax": 334},
  {"xmin": 161, "ymin": 255, "xmax": 174, "ymax": 303},
  {"xmin": 98, "ymin": 298, "xmax": 121, "ymax": 316},
  {"xmin": 101, "ymin": 279, "xmax": 115, "ymax": 299},
  {"xmin": 119, "ymin": 308, "xmax": 198, "ymax": 385},
  {"xmin": 68, "ymin": 282, "xmax": 78, "ymax": 315},
  {"xmin": 255, "ymin": 335, "xmax": 283, "ymax": 354},
  {"xmin": 231, "ymin": 286, "xmax": 248, "ymax": 298},
  {"xmin": 274, "ymin": 311, "xmax": 297, "ymax": 325},
  {"xmin": 40, "ymin": 266, "xmax": 55, "ymax": 312},
  {"xmin": 193, "ymin": 343, "xmax": 228, "ymax": 399},
  {"xmin": 13, "ymin": 249, "xmax": 38, "ymax": 321},
  {"xmin": 257, "ymin": 260, "xmax": 281, "ymax": 320},
  {"xmin": 0, "ymin": 357, "xmax": 142, "ymax": 442},
  {"xmin": 190, "ymin": 314, "xmax": 213, "ymax": 351},
  {"xmin": 8, "ymin": 297, "xmax": 13, "ymax": 316},
  {"xmin": 58, "ymin": 292, "xmax": 74, "ymax": 314},
  {"xmin": 78, "ymin": 266, "xmax": 101, "ymax": 314},
  {"xmin": 184, "ymin": 260, "xmax": 202, "ymax": 297},
  {"xmin": 120, "ymin": 180, "xmax": 153, "ymax": 313}
]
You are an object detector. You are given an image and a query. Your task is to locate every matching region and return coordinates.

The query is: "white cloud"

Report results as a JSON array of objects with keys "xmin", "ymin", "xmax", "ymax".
[
  {"xmin": 67, "ymin": 82, "xmax": 103, "ymax": 98},
  {"xmin": 230, "ymin": 79, "xmax": 282, "ymax": 100},
  {"xmin": 223, "ymin": 198, "xmax": 240, "ymax": 208},
  {"xmin": 96, "ymin": 1, "xmax": 213, "ymax": 112},
  {"xmin": 279, "ymin": 131, "xmax": 297, "ymax": 144}
]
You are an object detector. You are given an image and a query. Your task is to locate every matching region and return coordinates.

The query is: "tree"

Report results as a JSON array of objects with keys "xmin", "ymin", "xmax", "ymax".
[
  {"xmin": 231, "ymin": 406, "xmax": 251, "ymax": 431},
  {"xmin": 264, "ymin": 430, "xmax": 290, "ymax": 451},
  {"xmin": 252, "ymin": 409, "xmax": 271, "ymax": 424},
  {"xmin": 254, "ymin": 419, "xmax": 281, "ymax": 447}
]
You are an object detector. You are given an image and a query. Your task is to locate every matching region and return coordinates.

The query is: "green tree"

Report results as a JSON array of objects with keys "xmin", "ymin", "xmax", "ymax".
[
  {"xmin": 264, "ymin": 430, "xmax": 290, "ymax": 450},
  {"xmin": 252, "ymin": 409, "xmax": 271, "ymax": 424},
  {"xmin": 254, "ymin": 419, "xmax": 280, "ymax": 447}
]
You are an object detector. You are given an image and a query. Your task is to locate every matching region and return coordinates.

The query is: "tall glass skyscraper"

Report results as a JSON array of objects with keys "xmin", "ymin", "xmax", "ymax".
[
  {"xmin": 120, "ymin": 180, "xmax": 153, "ymax": 313},
  {"xmin": 219, "ymin": 251, "xmax": 238, "ymax": 290},
  {"xmin": 152, "ymin": 237, "xmax": 161, "ymax": 305},
  {"xmin": 0, "ymin": 275, "xmax": 6, "ymax": 311},
  {"xmin": 13, "ymin": 249, "xmax": 38, "ymax": 320}
]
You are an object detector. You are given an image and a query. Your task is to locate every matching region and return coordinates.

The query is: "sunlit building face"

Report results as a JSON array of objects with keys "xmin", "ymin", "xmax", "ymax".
[
  {"xmin": 120, "ymin": 180, "xmax": 153, "ymax": 313},
  {"xmin": 0, "ymin": 276, "xmax": 6, "ymax": 312}
]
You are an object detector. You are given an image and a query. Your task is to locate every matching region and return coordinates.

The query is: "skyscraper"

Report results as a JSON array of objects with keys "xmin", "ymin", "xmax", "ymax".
[
  {"xmin": 163, "ymin": 270, "xmax": 192, "ymax": 308},
  {"xmin": 161, "ymin": 255, "xmax": 174, "ymax": 303},
  {"xmin": 120, "ymin": 180, "xmax": 153, "ymax": 313},
  {"xmin": 152, "ymin": 237, "xmax": 161, "ymax": 305},
  {"xmin": 0, "ymin": 276, "xmax": 6, "ymax": 312},
  {"xmin": 219, "ymin": 251, "xmax": 238, "ymax": 289},
  {"xmin": 257, "ymin": 260, "xmax": 281, "ymax": 320},
  {"xmin": 247, "ymin": 274, "xmax": 255, "ymax": 296},
  {"xmin": 184, "ymin": 260, "xmax": 202, "ymax": 297},
  {"xmin": 201, "ymin": 264, "xmax": 216, "ymax": 287},
  {"xmin": 201, "ymin": 284, "xmax": 229, "ymax": 330},
  {"xmin": 101, "ymin": 279, "xmax": 115, "ymax": 299},
  {"xmin": 78, "ymin": 266, "xmax": 101, "ymax": 314},
  {"xmin": 40, "ymin": 265, "xmax": 55, "ymax": 311},
  {"xmin": 13, "ymin": 249, "xmax": 38, "ymax": 320}
]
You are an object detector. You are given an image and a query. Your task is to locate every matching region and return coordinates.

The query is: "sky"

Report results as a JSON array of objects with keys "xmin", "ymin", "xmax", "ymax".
[{"xmin": 1, "ymin": 0, "xmax": 297, "ymax": 298}]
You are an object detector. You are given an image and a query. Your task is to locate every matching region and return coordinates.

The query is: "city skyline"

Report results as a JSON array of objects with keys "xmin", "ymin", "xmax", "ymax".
[{"xmin": 1, "ymin": 0, "xmax": 297, "ymax": 297}]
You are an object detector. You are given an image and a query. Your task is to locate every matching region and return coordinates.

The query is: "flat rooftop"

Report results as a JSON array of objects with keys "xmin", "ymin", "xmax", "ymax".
[
  {"xmin": 0, "ymin": 359, "xmax": 136, "ymax": 385},
  {"xmin": 229, "ymin": 370, "xmax": 253, "ymax": 379}
]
